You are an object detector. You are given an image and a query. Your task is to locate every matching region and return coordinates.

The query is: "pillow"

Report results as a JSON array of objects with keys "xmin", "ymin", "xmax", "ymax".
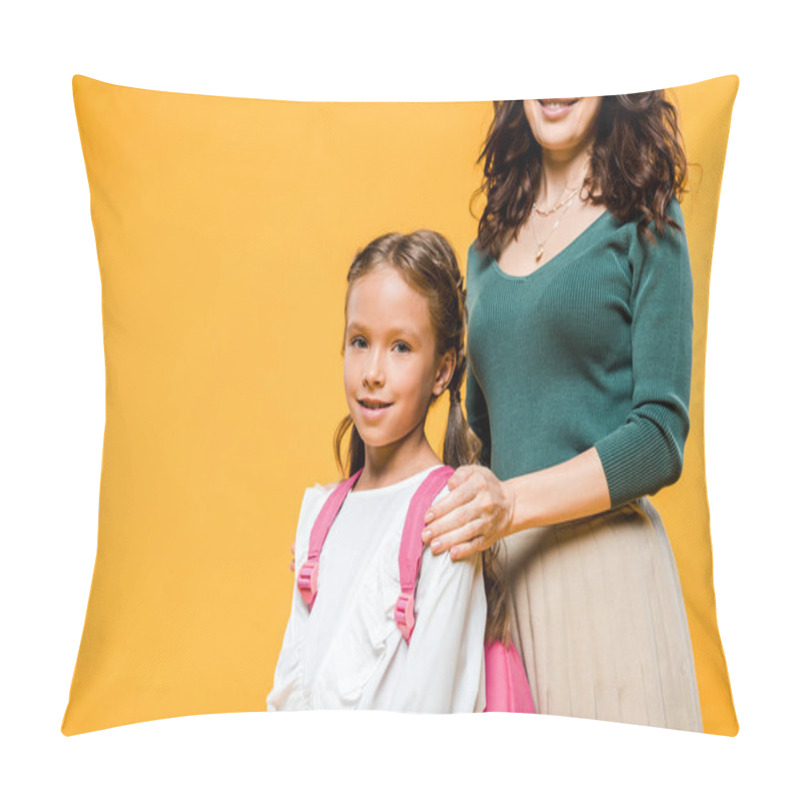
[{"xmin": 62, "ymin": 74, "xmax": 738, "ymax": 735}]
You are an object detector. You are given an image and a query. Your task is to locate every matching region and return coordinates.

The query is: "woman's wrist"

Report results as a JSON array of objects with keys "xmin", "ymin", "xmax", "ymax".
[
  {"xmin": 505, "ymin": 448, "xmax": 612, "ymax": 531},
  {"xmin": 499, "ymin": 479, "xmax": 518, "ymax": 540},
  {"xmin": 506, "ymin": 473, "xmax": 546, "ymax": 532}
]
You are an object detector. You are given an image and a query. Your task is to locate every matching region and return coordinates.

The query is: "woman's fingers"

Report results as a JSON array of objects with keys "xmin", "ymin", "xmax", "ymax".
[
  {"xmin": 426, "ymin": 499, "xmax": 478, "ymax": 547},
  {"xmin": 423, "ymin": 467, "xmax": 495, "ymax": 542},
  {"xmin": 424, "ymin": 474, "xmax": 470, "ymax": 525},
  {"xmin": 429, "ymin": 519, "xmax": 486, "ymax": 556},
  {"xmin": 423, "ymin": 465, "xmax": 515, "ymax": 554},
  {"xmin": 450, "ymin": 536, "xmax": 488, "ymax": 561},
  {"xmin": 423, "ymin": 466, "xmax": 478, "ymax": 534},
  {"xmin": 446, "ymin": 466, "xmax": 471, "ymax": 492}
]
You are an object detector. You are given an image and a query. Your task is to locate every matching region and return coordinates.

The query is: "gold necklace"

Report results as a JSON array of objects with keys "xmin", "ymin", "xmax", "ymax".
[
  {"xmin": 531, "ymin": 192, "xmax": 579, "ymax": 263},
  {"xmin": 532, "ymin": 186, "xmax": 580, "ymax": 217}
]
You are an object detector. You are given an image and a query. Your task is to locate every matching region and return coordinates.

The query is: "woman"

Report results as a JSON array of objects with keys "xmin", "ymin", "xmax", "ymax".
[{"xmin": 422, "ymin": 95, "xmax": 703, "ymax": 731}]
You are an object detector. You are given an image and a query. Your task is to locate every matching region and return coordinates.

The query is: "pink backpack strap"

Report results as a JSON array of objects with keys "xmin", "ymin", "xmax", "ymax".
[
  {"xmin": 394, "ymin": 465, "xmax": 454, "ymax": 642},
  {"xmin": 296, "ymin": 468, "xmax": 363, "ymax": 609}
]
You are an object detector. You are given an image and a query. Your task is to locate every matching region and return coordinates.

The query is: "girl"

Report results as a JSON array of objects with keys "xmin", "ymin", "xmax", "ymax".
[{"xmin": 267, "ymin": 230, "xmax": 498, "ymax": 712}]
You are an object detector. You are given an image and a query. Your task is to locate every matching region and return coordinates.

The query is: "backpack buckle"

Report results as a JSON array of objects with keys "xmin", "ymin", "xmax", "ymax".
[
  {"xmin": 394, "ymin": 590, "xmax": 416, "ymax": 641},
  {"xmin": 297, "ymin": 559, "xmax": 319, "ymax": 608}
]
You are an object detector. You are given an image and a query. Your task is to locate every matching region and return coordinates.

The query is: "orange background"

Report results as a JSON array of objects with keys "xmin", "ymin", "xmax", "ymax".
[{"xmin": 62, "ymin": 75, "xmax": 738, "ymax": 735}]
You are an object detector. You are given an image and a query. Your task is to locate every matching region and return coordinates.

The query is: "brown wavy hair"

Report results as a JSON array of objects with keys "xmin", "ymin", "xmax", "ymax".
[
  {"xmin": 474, "ymin": 93, "xmax": 688, "ymax": 258},
  {"xmin": 334, "ymin": 230, "xmax": 511, "ymax": 644}
]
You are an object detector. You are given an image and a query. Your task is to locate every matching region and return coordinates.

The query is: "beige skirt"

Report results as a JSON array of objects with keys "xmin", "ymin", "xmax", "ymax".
[{"xmin": 500, "ymin": 497, "xmax": 703, "ymax": 732}]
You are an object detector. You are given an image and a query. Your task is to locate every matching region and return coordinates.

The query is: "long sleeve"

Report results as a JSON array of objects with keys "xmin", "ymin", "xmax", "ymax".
[
  {"xmin": 388, "ymin": 539, "xmax": 487, "ymax": 713},
  {"xmin": 266, "ymin": 589, "xmax": 304, "ymax": 711},
  {"xmin": 266, "ymin": 486, "xmax": 328, "ymax": 711},
  {"xmin": 594, "ymin": 201, "xmax": 694, "ymax": 507}
]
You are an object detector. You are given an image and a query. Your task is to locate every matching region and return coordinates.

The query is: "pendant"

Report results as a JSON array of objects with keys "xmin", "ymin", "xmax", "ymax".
[{"xmin": 535, "ymin": 246, "xmax": 544, "ymax": 262}]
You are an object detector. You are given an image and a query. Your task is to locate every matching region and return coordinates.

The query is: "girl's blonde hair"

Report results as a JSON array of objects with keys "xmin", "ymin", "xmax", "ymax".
[{"xmin": 333, "ymin": 229, "xmax": 511, "ymax": 644}]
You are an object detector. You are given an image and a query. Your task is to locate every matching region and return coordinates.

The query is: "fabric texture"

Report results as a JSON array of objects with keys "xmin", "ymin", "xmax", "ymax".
[
  {"xmin": 502, "ymin": 498, "xmax": 702, "ymax": 730},
  {"xmin": 466, "ymin": 197, "xmax": 692, "ymax": 508},
  {"xmin": 268, "ymin": 467, "xmax": 487, "ymax": 712}
]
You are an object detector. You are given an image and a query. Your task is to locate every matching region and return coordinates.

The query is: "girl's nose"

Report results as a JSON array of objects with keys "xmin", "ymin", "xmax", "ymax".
[{"xmin": 363, "ymin": 351, "xmax": 385, "ymax": 386}]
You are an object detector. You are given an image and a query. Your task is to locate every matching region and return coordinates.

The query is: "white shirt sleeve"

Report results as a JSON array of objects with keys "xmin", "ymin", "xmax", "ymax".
[
  {"xmin": 388, "ymin": 514, "xmax": 487, "ymax": 713},
  {"xmin": 266, "ymin": 589, "xmax": 304, "ymax": 711},
  {"xmin": 266, "ymin": 485, "xmax": 329, "ymax": 711}
]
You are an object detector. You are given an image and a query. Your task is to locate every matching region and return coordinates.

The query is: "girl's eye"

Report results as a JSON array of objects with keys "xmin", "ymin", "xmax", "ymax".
[
  {"xmin": 393, "ymin": 342, "xmax": 411, "ymax": 354},
  {"xmin": 350, "ymin": 336, "xmax": 367, "ymax": 349}
]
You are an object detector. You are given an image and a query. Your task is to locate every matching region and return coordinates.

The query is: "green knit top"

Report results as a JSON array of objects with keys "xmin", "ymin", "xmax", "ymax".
[{"xmin": 464, "ymin": 197, "xmax": 693, "ymax": 509}]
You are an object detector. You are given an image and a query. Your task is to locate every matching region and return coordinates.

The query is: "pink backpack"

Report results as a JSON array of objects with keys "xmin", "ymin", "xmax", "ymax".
[{"xmin": 296, "ymin": 465, "xmax": 535, "ymax": 713}]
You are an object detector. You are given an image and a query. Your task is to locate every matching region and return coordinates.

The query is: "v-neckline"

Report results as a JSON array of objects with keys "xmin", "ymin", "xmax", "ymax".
[{"xmin": 490, "ymin": 208, "xmax": 611, "ymax": 282}]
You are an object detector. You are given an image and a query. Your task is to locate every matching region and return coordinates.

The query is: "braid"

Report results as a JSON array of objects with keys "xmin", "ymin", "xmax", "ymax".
[{"xmin": 448, "ymin": 349, "xmax": 466, "ymax": 405}]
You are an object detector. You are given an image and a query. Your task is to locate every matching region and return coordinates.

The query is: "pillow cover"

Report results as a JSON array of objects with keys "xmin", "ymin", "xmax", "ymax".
[{"xmin": 62, "ymin": 74, "xmax": 738, "ymax": 735}]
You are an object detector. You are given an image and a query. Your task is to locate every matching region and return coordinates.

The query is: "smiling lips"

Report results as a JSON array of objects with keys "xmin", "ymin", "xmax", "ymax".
[
  {"xmin": 359, "ymin": 397, "xmax": 391, "ymax": 408},
  {"xmin": 358, "ymin": 397, "xmax": 393, "ymax": 417},
  {"xmin": 537, "ymin": 98, "xmax": 580, "ymax": 120}
]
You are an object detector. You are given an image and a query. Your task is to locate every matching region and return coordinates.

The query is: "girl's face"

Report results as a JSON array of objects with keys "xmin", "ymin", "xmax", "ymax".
[
  {"xmin": 343, "ymin": 266, "xmax": 453, "ymax": 454},
  {"xmin": 522, "ymin": 97, "xmax": 602, "ymax": 157}
]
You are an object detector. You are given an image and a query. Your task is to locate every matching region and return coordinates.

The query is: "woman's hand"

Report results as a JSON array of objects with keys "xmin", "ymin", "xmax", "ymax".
[{"xmin": 421, "ymin": 465, "xmax": 516, "ymax": 560}]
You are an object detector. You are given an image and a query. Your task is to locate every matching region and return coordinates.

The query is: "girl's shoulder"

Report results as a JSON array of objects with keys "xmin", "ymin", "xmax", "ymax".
[
  {"xmin": 431, "ymin": 482, "xmax": 451, "ymax": 504},
  {"xmin": 301, "ymin": 481, "xmax": 339, "ymax": 511},
  {"xmin": 306, "ymin": 475, "xmax": 347, "ymax": 495},
  {"xmin": 294, "ymin": 481, "xmax": 339, "ymax": 534}
]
